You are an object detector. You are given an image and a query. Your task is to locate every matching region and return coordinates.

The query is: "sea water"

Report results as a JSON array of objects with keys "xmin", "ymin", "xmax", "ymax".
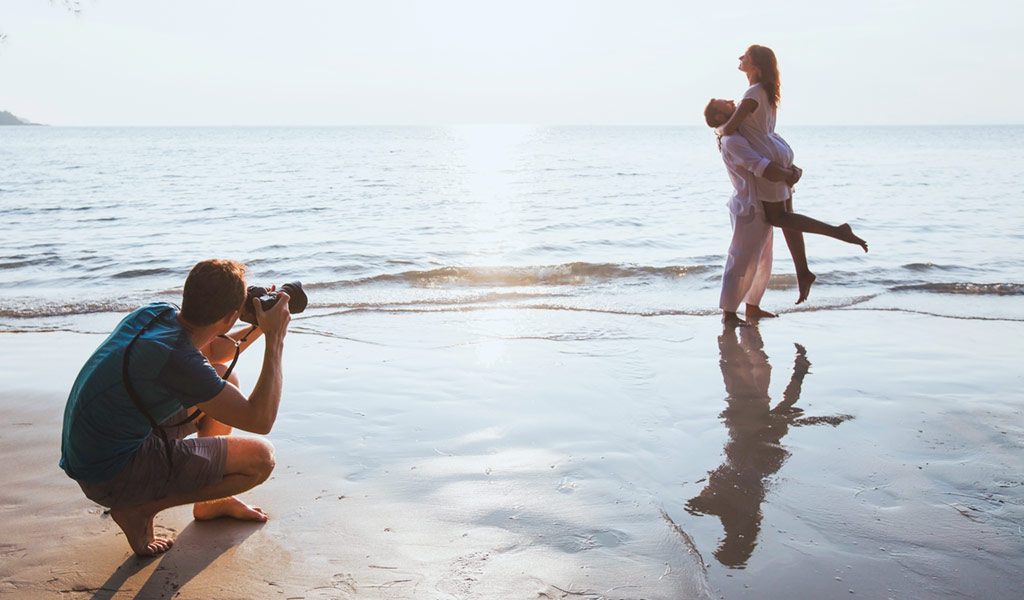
[
  {"xmin": 1, "ymin": 125, "xmax": 1022, "ymax": 332},
  {"xmin": 3, "ymin": 126, "xmax": 1024, "ymax": 597}
]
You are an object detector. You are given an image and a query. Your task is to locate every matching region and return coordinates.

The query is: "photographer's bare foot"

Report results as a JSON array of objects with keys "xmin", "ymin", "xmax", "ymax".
[
  {"xmin": 838, "ymin": 223, "xmax": 868, "ymax": 252},
  {"xmin": 745, "ymin": 305, "xmax": 777, "ymax": 320},
  {"xmin": 796, "ymin": 271, "xmax": 816, "ymax": 304},
  {"xmin": 109, "ymin": 506, "xmax": 173, "ymax": 556},
  {"xmin": 194, "ymin": 496, "xmax": 269, "ymax": 522}
]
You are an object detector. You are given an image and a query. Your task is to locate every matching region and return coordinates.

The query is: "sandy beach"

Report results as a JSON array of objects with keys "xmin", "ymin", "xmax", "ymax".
[{"xmin": 1, "ymin": 307, "xmax": 1022, "ymax": 599}]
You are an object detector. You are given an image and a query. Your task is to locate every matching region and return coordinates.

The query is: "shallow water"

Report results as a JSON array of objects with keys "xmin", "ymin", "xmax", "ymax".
[{"xmin": 3, "ymin": 308, "xmax": 1020, "ymax": 598}]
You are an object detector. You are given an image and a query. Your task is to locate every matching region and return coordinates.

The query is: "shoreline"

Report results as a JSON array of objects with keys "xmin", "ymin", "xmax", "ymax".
[{"xmin": 1, "ymin": 309, "xmax": 1022, "ymax": 599}]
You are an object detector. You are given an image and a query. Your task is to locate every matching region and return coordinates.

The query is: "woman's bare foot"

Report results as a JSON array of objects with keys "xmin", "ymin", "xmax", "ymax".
[
  {"xmin": 109, "ymin": 505, "xmax": 174, "ymax": 557},
  {"xmin": 193, "ymin": 496, "xmax": 269, "ymax": 522},
  {"xmin": 796, "ymin": 271, "xmax": 817, "ymax": 304},
  {"xmin": 837, "ymin": 223, "xmax": 868, "ymax": 252},
  {"xmin": 745, "ymin": 304, "xmax": 777, "ymax": 320}
]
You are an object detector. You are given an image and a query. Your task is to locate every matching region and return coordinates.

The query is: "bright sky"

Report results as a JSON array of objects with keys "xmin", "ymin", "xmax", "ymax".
[{"xmin": 1, "ymin": 0, "xmax": 1019, "ymax": 126}]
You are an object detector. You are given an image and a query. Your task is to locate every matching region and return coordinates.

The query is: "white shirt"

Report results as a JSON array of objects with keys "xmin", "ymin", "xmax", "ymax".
[
  {"xmin": 740, "ymin": 83, "xmax": 777, "ymax": 141},
  {"xmin": 718, "ymin": 133, "xmax": 772, "ymax": 217},
  {"xmin": 738, "ymin": 83, "xmax": 794, "ymax": 203}
]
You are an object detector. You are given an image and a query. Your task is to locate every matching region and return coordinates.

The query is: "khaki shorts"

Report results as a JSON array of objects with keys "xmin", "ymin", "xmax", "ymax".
[{"xmin": 78, "ymin": 410, "xmax": 227, "ymax": 508}]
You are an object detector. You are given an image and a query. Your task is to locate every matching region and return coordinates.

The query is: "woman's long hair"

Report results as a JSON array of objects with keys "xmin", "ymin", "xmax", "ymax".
[{"xmin": 748, "ymin": 45, "xmax": 780, "ymax": 107}]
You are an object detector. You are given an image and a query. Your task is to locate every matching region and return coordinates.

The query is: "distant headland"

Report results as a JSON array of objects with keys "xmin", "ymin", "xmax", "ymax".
[{"xmin": 0, "ymin": 111, "xmax": 42, "ymax": 126}]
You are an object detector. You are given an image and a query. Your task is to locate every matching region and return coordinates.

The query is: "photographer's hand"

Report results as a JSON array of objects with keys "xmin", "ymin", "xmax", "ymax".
[
  {"xmin": 254, "ymin": 291, "xmax": 291, "ymax": 341},
  {"xmin": 194, "ymin": 289, "xmax": 293, "ymax": 436}
]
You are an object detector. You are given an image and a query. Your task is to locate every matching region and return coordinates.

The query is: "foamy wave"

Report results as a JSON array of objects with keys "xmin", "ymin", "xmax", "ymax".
[
  {"xmin": 835, "ymin": 307, "xmax": 1024, "ymax": 322},
  {"xmin": 0, "ymin": 300, "xmax": 139, "ymax": 319},
  {"xmin": 1, "ymin": 265, "xmax": 1020, "ymax": 322},
  {"xmin": 3, "ymin": 294, "xmax": 1021, "ymax": 328},
  {"xmin": 320, "ymin": 262, "xmax": 714, "ymax": 289},
  {"xmin": 311, "ymin": 291, "xmax": 566, "ymax": 310},
  {"xmin": 891, "ymin": 282, "xmax": 1024, "ymax": 296},
  {"xmin": 314, "ymin": 303, "xmax": 719, "ymax": 318},
  {"xmin": 776, "ymin": 294, "xmax": 879, "ymax": 313}
]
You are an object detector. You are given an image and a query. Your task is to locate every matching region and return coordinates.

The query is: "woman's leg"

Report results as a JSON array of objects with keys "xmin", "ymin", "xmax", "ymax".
[
  {"xmin": 761, "ymin": 200, "xmax": 868, "ymax": 252},
  {"xmin": 779, "ymin": 198, "xmax": 816, "ymax": 304}
]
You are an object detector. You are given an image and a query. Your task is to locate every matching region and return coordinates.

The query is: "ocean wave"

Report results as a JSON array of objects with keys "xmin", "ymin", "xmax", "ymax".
[
  {"xmin": 891, "ymin": 282, "xmax": 1024, "ymax": 296},
  {"xmin": 318, "ymin": 262, "xmax": 715, "ymax": 289},
  {"xmin": 832, "ymin": 307, "xmax": 1024, "ymax": 322},
  {"xmin": 110, "ymin": 267, "xmax": 177, "ymax": 279},
  {"xmin": 2, "ymin": 293, "xmax": 1021, "ymax": 325},
  {"xmin": 1, "ymin": 264, "xmax": 1020, "ymax": 321},
  {"xmin": 40, "ymin": 204, "xmax": 105, "ymax": 212},
  {"xmin": 311, "ymin": 291, "xmax": 567, "ymax": 310},
  {"xmin": 901, "ymin": 262, "xmax": 972, "ymax": 272},
  {"xmin": 0, "ymin": 255, "xmax": 63, "ymax": 270},
  {"xmin": 0, "ymin": 300, "xmax": 139, "ymax": 319},
  {"xmin": 321, "ymin": 303, "xmax": 719, "ymax": 318},
  {"xmin": 776, "ymin": 294, "xmax": 879, "ymax": 313}
]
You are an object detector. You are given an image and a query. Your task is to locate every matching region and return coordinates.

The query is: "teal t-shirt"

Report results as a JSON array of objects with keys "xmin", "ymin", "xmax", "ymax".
[{"xmin": 59, "ymin": 303, "xmax": 227, "ymax": 483}]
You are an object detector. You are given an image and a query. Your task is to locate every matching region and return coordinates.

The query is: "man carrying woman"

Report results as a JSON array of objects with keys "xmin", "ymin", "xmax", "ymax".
[{"xmin": 708, "ymin": 45, "xmax": 868, "ymax": 324}]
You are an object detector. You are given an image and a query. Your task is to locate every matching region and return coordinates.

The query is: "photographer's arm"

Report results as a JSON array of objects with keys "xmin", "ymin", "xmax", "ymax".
[{"xmin": 195, "ymin": 294, "xmax": 290, "ymax": 435}]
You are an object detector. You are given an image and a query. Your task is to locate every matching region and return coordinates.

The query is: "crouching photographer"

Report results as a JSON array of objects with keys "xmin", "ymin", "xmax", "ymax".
[{"xmin": 59, "ymin": 259, "xmax": 306, "ymax": 556}]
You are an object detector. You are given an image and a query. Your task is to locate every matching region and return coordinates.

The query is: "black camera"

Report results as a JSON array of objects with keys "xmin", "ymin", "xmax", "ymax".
[{"xmin": 239, "ymin": 281, "xmax": 308, "ymax": 324}]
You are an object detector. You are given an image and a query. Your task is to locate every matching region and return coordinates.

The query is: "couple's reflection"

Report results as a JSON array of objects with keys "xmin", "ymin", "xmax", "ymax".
[{"xmin": 686, "ymin": 325, "xmax": 852, "ymax": 568}]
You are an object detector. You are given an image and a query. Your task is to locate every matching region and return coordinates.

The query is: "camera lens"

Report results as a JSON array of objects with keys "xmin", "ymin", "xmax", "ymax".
[
  {"xmin": 239, "ymin": 281, "xmax": 308, "ymax": 324},
  {"xmin": 279, "ymin": 281, "xmax": 308, "ymax": 315}
]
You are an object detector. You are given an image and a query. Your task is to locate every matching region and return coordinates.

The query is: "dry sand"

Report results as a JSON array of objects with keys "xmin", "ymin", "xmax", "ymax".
[{"xmin": 1, "ymin": 308, "xmax": 1022, "ymax": 599}]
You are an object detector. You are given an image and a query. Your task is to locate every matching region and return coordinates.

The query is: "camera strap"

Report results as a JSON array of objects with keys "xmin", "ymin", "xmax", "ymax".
[
  {"xmin": 216, "ymin": 324, "xmax": 258, "ymax": 382},
  {"xmin": 122, "ymin": 307, "xmax": 184, "ymax": 475},
  {"xmin": 122, "ymin": 307, "xmax": 253, "ymax": 475}
]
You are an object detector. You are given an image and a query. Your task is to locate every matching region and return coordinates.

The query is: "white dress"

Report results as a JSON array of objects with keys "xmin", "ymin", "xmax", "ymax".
[{"xmin": 738, "ymin": 83, "xmax": 794, "ymax": 203}]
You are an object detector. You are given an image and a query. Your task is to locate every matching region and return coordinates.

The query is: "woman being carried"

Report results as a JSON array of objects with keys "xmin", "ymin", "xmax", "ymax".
[{"xmin": 715, "ymin": 44, "xmax": 867, "ymax": 304}]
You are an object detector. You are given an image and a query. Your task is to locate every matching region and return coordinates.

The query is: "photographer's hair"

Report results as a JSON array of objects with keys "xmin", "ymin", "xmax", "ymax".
[
  {"xmin": 180, "ymin": 259, "xmax": 247, "ymax": 326},
  {"xmin": 748, "ymin": 44, "xmax": 780, "ymax": 107}
]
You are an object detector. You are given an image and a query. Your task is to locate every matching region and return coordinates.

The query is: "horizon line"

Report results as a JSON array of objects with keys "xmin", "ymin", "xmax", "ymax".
[{"xmin": 6, "ymin": 122, "xmax": 1024, "ymax": 128}]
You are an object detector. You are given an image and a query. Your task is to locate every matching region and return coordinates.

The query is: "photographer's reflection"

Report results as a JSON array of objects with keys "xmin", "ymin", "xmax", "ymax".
[{"xmin": 686, "ymin": 325, "xmax": 852, "ymax": 568}]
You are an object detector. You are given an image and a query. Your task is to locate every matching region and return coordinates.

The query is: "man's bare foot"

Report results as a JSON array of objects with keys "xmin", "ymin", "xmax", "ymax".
[
  {"xmin": 722, "ymin": 311, "xmax": 748, "ymax": 327},
  {"xmin": 745, "ymin": 305, "xmax": 777, "ymax": 320},
  {"xmin": 796, "ymin": 271, "xmax": 817, "ymax": 304},
  {"xmin": 193, "ymin": 496, "xmax": 269, "ymax": 522},
  {"xmin": 837, "ymin": 223, "xmax": 868, "ymax": 252},
  {"xmin": 109, "ymin": 505, "xmax": 173, "ymax": 556}
]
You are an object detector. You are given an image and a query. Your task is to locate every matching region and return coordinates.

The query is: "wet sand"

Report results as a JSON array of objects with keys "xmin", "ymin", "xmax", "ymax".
[{"xmin": 1, "ymin": 308, "xmax": 1022, "ymax": 599}]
